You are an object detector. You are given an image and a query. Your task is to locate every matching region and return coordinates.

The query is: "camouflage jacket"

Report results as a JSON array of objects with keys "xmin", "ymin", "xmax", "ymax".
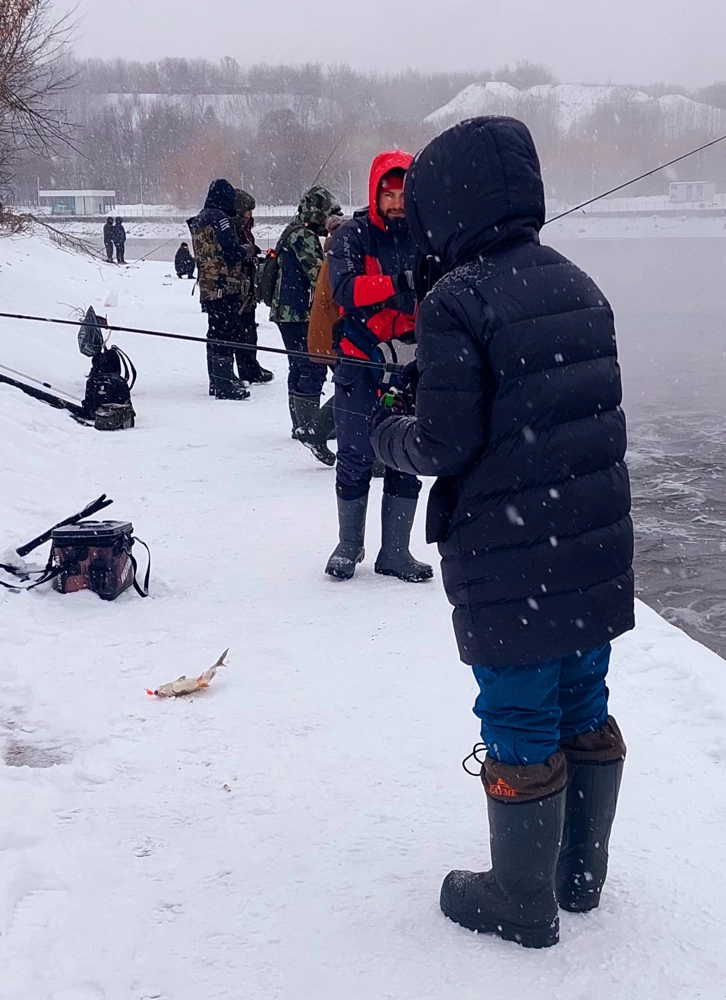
[
  {"xmin": 187, "ymin": 193, "xmax": 244, "ymax": 307},
  {"xmin": 234, "ymin": 188, "xmax": 259, "ymax": 315},
  {"xmin": 269, "ymin": 185, "xmax": 341, "ymax": 324}
]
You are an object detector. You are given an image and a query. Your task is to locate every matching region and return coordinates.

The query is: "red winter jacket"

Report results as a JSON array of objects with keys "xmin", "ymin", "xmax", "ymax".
[{"xmin": 328, "ymin": 151, "xmax": 417, "ymax": 360}]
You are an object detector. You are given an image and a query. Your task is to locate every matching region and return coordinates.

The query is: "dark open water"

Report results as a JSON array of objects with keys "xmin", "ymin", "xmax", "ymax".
[
  {"xmin": 552, "ymin": 238, "xmax": 726, "ymax": 658},
  {"xmin": 124, "ymin": 236, "xmax": 726, "ymax": 659}
]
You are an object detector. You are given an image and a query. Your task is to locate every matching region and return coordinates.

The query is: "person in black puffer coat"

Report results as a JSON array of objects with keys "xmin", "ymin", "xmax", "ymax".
[{"xmin": 371, "ymin": 116, "xmax": 633, "ymax": 949}]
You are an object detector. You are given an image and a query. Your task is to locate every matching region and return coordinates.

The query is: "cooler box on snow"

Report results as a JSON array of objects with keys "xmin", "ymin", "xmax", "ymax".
[{"xmin": 51, "ymin": 520, "xmax": 136, "ymax": 600}]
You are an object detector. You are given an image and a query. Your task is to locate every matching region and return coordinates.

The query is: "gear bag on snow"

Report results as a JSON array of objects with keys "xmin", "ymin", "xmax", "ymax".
[
  {"xmin": 82, "ymin": 373, "xmax": 135, "ymax": 430},
  {"xmin": 0, "ymin": 496, "xmax": 150, "ymax": 599},
  {"xmin": 257, "ymin": 222, "xmax": 303, "ymax": 307},
  {"xmin": 77, "ymin": 307, "xmax": 137, "ymax": 429},
  {"xmin": 50, "ymin": 520, "xmax": 150, "ymax": 600}
]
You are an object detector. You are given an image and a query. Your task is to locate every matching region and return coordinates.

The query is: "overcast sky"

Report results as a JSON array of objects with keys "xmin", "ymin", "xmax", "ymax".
[{"xmin": 54, "ymin": 0, "xmax": 724, "ymax": 89}]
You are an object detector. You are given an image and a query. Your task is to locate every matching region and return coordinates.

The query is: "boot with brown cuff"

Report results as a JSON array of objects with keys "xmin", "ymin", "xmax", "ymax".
[
  {"xmin": 556, "ymin": 716, "xmax": 626, "ymax": 913},
  {"xmin": 440, "ymin": 751, "xmax": 567, "ymax": 948}
]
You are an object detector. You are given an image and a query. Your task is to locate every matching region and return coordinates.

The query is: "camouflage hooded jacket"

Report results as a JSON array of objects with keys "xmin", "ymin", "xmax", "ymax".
[
  {"xmin": 187, "ymin": 179, "xmax": 245, "ymax": 307},
  {"xmin": 234, "ymin": 188, "xmax": 259, "ymax": 315},
  {"xmin": 269, "ymin": 185, "xmax": 341, "ymax": 324}
]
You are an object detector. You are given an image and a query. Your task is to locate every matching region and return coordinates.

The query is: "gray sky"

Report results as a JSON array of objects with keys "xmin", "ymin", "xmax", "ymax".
[{"xmin": 55, "ymin": 0, "xmax": 723, "ymax": 89}]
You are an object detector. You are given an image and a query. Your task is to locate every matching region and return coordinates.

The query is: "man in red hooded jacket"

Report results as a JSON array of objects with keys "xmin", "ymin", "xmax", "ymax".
[{"xmin": 325, "ymin": 151, "xmax": 432, "ymax": 584}]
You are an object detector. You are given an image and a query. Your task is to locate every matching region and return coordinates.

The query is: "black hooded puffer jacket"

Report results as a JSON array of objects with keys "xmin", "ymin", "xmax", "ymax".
[{"xmin": 372, "ymin": 116, "xmax": 634, "ymax": 666}]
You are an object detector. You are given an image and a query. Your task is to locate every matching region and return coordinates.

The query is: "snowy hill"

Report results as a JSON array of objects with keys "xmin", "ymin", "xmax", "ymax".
[
  {"xmin": 2, "ymin": 234, "xmax": 726, "ymax": 998},
  {"xmin": 66, "ymin": 89, "xmax": 344, "ymax": 130},
  {"xmin": 426, "ymin": 81, "xmax": 726, "ymax": 134}
]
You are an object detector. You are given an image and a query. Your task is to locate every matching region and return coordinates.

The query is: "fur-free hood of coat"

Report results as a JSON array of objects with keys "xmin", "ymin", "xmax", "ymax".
[
  {"xmin": 404, "ymin": 116, "xmax": 545, "ymax": 271},
  {"xmin": 204, "ymin": 178, "xmax": 237, "ymax": 215},
  {"xmin": 294, "ymin": 185, "xmax": 342, "ymax": 235}
]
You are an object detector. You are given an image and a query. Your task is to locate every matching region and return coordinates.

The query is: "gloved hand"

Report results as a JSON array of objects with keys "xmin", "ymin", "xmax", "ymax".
[
  {"xmin": 370, "ymin": 386, "xmax": 412, "ymax": 432},
  {"xmin": 243, "ymin": 243, "xmax": 260, "ymax": 261},
  {"xmin": 393, "ymin": 270, "xmax": 415, "ymax": 294}
]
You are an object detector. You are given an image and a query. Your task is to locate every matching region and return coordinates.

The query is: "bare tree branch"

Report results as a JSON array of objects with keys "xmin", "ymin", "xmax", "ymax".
[{"xmin": 0, "ymin": 0, "xmax": 79, "ymax": 195}]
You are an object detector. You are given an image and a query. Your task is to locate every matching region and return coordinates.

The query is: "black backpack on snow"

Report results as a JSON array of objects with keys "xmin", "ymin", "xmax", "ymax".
[
  {"xmin": 77, "ymin": 306, "xmax": 137, "ymax": 430},
  {"xmin": 257, "ymin": 222, "xmax": 303, "ymax": 307}
]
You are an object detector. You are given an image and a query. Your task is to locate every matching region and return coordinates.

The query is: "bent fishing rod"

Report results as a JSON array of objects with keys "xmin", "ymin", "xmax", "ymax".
[{"xmin": 0, "ymin": 311, "xmax": 404, "ymax": 375}]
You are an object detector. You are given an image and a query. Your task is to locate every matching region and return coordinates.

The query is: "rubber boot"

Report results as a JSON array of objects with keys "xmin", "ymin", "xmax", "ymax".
[
  {"xmin": 289, "ymin": 393, "xmax": 300, "ymax": 438},
  {"xmin": 556, "ymin": 717, "xmax": 626, "ymax": 913},
  {"xmin": 292, "ymin": 394, "xmax": 336, "ymax": 467},
  {"xmin": 325, "ymin": 494, "xmax": 368, "ymax": 580},
  {"xmin": 248, "ymin": 362, "xmax": 274, "ymax": 384},
  {"xmin": 214, "ymin": 363, "xmax": 250, "ymax": 400},
  {"xmin": 374, "ymin": 494, "xmax": 433, "ymax": 582},
  {"xmin": 440, "ymin": 753, "xmax": 567, "ymax": 949}
]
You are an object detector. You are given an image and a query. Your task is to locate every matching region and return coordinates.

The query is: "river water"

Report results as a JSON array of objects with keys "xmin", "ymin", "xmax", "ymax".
[{"xmin": 120, "ymin": 235, "xmax": 726, "ymax": 659}]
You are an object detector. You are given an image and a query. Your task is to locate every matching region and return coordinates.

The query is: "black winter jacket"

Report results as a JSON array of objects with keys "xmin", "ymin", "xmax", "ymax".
[{"xmin": 372, "ymin": 117, "xmax": 634, "ymax": 666}]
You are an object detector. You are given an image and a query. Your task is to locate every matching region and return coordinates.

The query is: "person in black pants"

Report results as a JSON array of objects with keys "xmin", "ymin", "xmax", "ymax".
[
  {"xmin": 174, "ymin": 242, "xmax": 196, "ymax": 278},
  {"xmin": 187, "ymin": 179, "xmax": 249, "ymax": 400},
  {"xmin": 233, "ymin": 189, "xmax": 273, "ymax": 386},
  {"xmin": 112, "ymin": 217, "xmax": 126, "ymax": 264},
  {"xmin": 103, "ymin": 217, "xmax": 115, "ymax": 261}
]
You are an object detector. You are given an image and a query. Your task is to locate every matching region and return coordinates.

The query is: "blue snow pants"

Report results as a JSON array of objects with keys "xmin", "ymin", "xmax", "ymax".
[
  {"xmin": 276, "ymin": 322, "xmax": 327, "ymax": 398},
  {"xmin": 333, "ymin": 359, "xmax": 421, "ymax": 502},
  {"xmin": 472, "ymin": 644, "xmax": 611, "ymax": 766}
]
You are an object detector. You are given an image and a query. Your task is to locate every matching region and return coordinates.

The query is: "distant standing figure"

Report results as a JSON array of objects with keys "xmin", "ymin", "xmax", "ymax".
[
  {"xmin": 175, "ymin": 241, "xmax": 196, "ymax": 279},
  {"xmin": 187, "ymin": 178, "xmax": 249, "ymax": 400},
  {"xmin": 269, "ymin": 185, "xmax": 341, "ymax": 461},
  {"xmin": 103, "ymin": 217, "xmax": 115, "ymax": 262},
  {"xmin": 232, "ymin": 188, "xmax": 273, "ymax": 385},
  {"xmin": 112, "ymin": 217, "xmax": 126, "ymax": 264}
]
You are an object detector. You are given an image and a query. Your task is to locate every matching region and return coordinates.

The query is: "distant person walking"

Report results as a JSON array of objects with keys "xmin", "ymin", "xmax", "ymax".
[
  {"xmin": 175, "ymin": 242, "xmax": 196, "ymax": 279},
  {"xmin": 112, "ymin": 217, "xmax": 126, "ymax": 264},
  {"xmin": 103, "ymin": 217, "xmax": 115, "ymax": 262}
]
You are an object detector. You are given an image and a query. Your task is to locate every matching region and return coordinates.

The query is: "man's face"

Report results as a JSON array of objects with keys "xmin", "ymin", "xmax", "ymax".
[
  {"xmin": 243, "ymin": 210, "xmax": 253, "ymax": 221},
  {"xmin": 378, "ymin": 186, "xmax": 405, "ymax": 220}
]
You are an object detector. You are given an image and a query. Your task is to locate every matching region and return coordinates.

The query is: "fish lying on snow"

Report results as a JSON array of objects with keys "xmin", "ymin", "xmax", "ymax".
[{"xmin": 147, "ymin": 648, "xmax": 229, "ymax": 698}]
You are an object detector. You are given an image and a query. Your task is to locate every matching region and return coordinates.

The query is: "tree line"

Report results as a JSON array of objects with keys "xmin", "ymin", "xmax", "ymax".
[{"xmin": 4, "ymin": 34, "xmax": 726, "ymax": 212}]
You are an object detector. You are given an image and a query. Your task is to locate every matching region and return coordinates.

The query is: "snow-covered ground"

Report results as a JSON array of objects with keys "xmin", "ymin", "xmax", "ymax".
[
  {"xmin": 59, "ymin": 213, "xmax": 726, "ymax": 249},
  {"xmin": 1, "ymin": 233, "xmax": 725, "ymax": 1000}
]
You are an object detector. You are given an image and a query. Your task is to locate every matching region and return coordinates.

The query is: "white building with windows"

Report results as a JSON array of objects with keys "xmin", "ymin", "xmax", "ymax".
[
  {"xmin": 38, "ymin": 190, "xmax": 116, "ymax": 216},
  {"xmin": 669, "ymin": 181, "xmax": 716, "ymax": 205}
]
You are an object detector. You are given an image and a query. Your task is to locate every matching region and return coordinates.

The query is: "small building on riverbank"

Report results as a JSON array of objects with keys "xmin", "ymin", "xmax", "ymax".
[{"xmin": 38, "ymin": 190, "xmax": 116, "ymax": 216}]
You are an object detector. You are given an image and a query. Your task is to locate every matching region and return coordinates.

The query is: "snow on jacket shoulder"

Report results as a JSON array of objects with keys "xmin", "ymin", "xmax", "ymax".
[{"xmin": 372, "ymin": 117, "xmax": 634, "ymax": 667}]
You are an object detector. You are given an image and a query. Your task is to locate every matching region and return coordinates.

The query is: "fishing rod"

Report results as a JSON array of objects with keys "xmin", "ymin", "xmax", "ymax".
[
  {"xmin": 0, "ymin": 361, "xmax": 82, "ymax": 403},
  {"xmin": 309, "ymin": 132, "xmax": 347, "ymax": 189},
  {"xmin": 545, "ymin": 132, "xmax": 726, "ymax": 224},
  {"xmin": 133, "ymin": 234, "xmax": 180, "ymax": 265},
  {"xmin": 132, "ymin": 132, "xmax": 349, "ymax": 264},
  {"xmin": 0, "ymin": 311, "xmax": 404, "ymax": 375}
]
